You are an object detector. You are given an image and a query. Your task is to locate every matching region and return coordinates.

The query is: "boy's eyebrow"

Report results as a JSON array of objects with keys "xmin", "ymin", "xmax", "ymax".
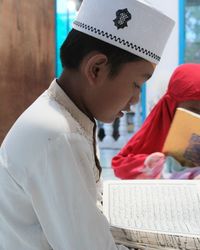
[{"xmin": 143, "ymin": 73, "xmax": 153, "ymax": 80}]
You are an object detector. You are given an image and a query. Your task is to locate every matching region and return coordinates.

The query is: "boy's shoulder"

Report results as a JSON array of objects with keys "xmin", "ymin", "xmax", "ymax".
[
  {"xmin": 10, "ymin": 91, "xmax": 85, "ymax": 144},
  {"xmin": 4, "ymin": 90, "xmax": 85, "ymax": 147}
]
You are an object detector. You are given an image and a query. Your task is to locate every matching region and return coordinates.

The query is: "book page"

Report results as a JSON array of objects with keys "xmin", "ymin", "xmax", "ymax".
[{"xmin": 103, "ymin": 180, "xmax": 200, "ymax": 249}]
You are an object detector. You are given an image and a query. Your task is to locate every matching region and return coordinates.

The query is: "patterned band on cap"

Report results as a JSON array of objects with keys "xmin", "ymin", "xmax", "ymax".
[{"xmin": 73, "ymin": 21, "xmax": 161, "ymax": 62}]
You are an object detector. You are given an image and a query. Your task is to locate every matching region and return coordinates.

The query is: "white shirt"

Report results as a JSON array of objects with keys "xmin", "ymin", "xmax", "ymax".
[{"xmin": 0, "ymin": 80, "xmax": 129, "ymax": 250}]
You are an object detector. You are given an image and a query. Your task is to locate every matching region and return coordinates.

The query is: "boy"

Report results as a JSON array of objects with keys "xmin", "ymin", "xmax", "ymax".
[{"xmin": 0, "ymin": 0, "xmax": 174, "ymax": 249}]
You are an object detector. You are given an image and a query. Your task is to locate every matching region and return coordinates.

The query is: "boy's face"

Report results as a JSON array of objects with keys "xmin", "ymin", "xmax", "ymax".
[{"xmin": 87, "ymin": 59, "xmax": 155, "ymax": 123}]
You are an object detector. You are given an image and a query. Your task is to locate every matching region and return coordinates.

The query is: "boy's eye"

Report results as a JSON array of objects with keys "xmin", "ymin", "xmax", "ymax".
[{"xmin": 133, "ymin": 82, "xmax": 141, "ymax": 90}]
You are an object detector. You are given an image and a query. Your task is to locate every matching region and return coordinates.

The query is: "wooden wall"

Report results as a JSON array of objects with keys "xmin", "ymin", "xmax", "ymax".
[{"xmin": 0, "ymin": 0, "xmax": 55, "ymax": 143}]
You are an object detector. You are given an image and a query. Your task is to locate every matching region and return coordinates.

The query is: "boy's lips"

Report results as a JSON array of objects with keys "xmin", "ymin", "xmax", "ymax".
[
  {"xmin": 117, "ymin": 107, "xmax": 131, "ymax": 118},
  {"xmin": 117, "ymin": 111, "xmax": 124, "ymax": 118}
]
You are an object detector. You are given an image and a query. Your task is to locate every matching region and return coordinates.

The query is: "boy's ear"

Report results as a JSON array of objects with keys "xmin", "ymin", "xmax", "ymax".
[{"xmin": 82, "ymin": 53, "xmax": 108, "ymax": 86}]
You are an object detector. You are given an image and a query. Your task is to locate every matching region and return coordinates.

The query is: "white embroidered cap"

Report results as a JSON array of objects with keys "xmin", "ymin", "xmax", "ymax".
[{"xmin": 73, "ymin": 0, "xmax": 175, "ymax": 64}]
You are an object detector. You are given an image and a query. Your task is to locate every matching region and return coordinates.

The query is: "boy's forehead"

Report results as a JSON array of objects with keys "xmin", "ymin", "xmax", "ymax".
[{"xmin": 73, "ymin": 0, "xmax": 175, "ymax": 65}]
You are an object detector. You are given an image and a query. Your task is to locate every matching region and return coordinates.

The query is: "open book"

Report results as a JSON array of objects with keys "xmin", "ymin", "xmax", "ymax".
[
  {"xmin": 103, "ymin": 180, "xmax": 200, "ymax": 250},
  {"xmin": 162, "ymin": 108, "xmax": 200, "ymax": 167}
]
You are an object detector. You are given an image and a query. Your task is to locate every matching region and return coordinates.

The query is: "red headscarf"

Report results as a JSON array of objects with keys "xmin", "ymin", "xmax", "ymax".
[{"xmin": 112, "ymin": 64, "xmax": 200, "ymax": 179}]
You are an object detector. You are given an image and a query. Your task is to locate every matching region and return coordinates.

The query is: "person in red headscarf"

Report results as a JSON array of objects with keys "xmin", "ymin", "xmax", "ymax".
[{"xmin": 112, "ymin": 63, "xmax": 200, "ymax": 179}]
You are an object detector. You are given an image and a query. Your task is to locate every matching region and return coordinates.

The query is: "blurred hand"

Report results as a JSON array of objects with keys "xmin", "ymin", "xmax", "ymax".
[{"xmin": 143, "ymin": 152, "xmax": 166, "ymax": 178}]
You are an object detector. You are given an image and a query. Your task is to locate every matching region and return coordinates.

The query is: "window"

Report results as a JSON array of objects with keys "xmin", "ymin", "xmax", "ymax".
[
  {"xmin": 56, "ymin": 0, "xmax": 82, "ymax": 76},
  {"xmin": 185, "ymin": 0, "xmax": 200, "ymax": 63}
]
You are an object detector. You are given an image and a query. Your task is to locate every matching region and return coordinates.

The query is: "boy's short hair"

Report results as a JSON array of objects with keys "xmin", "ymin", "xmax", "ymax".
[{"xmin": 60, "ymin": 29, "xmax": 143, "ymax": 77}]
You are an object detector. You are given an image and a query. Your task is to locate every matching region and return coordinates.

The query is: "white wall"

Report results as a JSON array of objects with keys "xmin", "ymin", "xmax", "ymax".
[{"xmin": 145, "ymin": 0, "xmax": 179, "ymax": 114}]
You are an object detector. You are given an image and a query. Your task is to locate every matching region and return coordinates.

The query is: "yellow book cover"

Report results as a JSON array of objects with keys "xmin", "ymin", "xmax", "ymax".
[{"xmin": 162, "ymin": 107, "xmax": 200, "ymax": 167}]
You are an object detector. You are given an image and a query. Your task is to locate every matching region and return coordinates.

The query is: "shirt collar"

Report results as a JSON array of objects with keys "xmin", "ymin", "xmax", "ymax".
[{"xmin": 47, "ymin": 79, "xmax": 95, "ymax": 137}]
